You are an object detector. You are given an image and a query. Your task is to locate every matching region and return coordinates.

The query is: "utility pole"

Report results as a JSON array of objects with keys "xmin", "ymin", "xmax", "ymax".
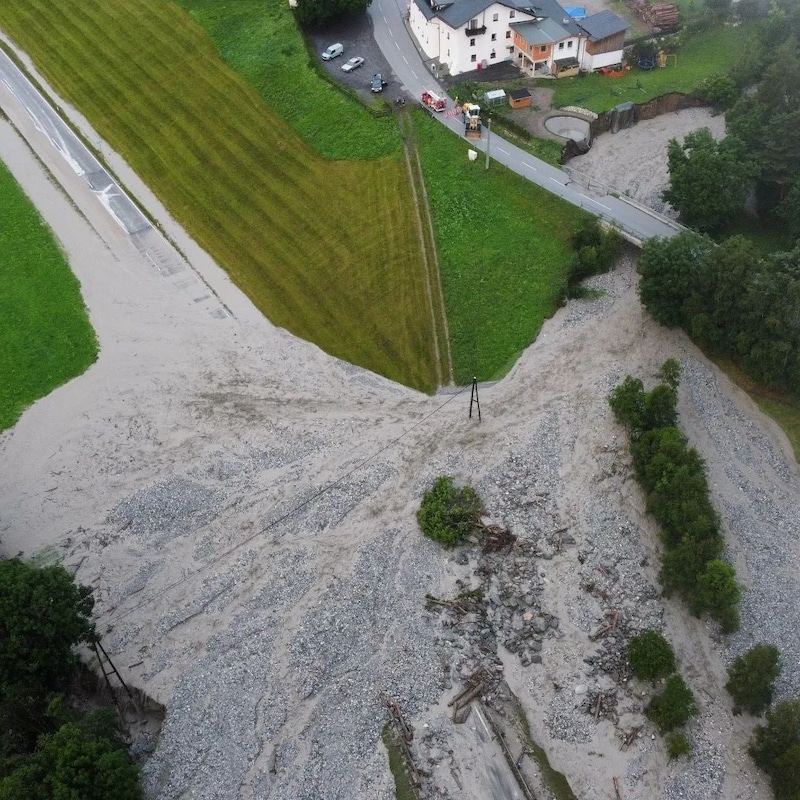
[
  {"xmin": 469, "ymin": 377, "xmax": 481, "ymax": 421},
  {"xmin": 485, "ymin": 117, "xmax": 491, "ymax": 170}
]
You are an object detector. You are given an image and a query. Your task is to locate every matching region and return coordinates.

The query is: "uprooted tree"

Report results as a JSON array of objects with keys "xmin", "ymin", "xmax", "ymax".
[{"xmin": 417, "ymin": 476, "xmax": 483, "ymax": 546}]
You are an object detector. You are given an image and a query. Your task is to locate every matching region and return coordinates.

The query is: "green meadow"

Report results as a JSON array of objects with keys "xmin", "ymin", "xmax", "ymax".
[
  {"xmin": 413, "ymin": 112, "xmax": 586, "ymax": 384},
  {"xmin": 0, "ymin": 161, "xmax": 97, "ymax": 430},
  {"xmin": 552, "ymin": 24, "xmax": 758, "ymax": 113}
]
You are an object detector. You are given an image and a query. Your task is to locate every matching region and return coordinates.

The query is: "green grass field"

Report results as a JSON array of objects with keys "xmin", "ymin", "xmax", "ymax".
[
  {"xmin": 0, "ymin": 0, "xmax": 441, "ymax": 393},
  {"xmin": 413, "ymin": 112, "xmax": 585, "ymax": 384},
  {"xmin": 551, "ymin": 24, "xmax": 758, "ymax": 113},
  {"xmin": 0, "ymin": 160, "xmax": 97, "ymax": 430}
]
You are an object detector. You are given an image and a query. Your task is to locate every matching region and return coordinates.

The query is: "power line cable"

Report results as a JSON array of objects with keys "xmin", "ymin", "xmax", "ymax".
[{"xmin": 111, "ymin": 384, "xmax": 471, "ymax": 622}]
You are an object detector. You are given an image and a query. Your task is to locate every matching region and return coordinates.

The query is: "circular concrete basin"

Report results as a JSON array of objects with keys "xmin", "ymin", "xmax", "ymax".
[{"xmin": 544, "ymin": 115, "xmax": 591, "ymax": 141}]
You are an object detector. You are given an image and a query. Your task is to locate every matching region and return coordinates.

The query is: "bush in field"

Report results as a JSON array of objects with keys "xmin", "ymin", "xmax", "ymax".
[
  {"xmin": 417, "ymin": 476, "xmax": 482, "ymax": 546},
  {"xmin": 750, "ymin": 700, "xmax": 800, "ymax": 800},
  {"xmin": 726, "ymin": 644, "xmax": 781, "ymax": 715},
  {"xmin": 647, "ymin": 674, "xmax": 698, "ymax": 732},
  {"xmin": 627, "ymin": 630, "xmax": 676, "ymax": 684}
]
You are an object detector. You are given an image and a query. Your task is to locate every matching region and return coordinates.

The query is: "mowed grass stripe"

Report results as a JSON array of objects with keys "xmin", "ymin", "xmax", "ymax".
[{"xmin": 0, "ymin": 0, "xmax": 438, "ymax": 391}]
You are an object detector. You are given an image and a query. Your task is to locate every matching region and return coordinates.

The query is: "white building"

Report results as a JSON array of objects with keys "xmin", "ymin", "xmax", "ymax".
[{"xmin": 409, "ymin": 0, "xmax": 627, "ymax": 78}]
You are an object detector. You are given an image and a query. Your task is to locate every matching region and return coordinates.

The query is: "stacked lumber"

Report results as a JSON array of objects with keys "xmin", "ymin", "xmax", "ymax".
[{"xmin": 624, "ymin": 0, "xmax": 680, "ymax": 32}]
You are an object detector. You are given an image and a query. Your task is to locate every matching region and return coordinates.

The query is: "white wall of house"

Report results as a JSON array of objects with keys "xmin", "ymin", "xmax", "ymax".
[
  {"xmin": 410, "ymin": 2, "xmax": 533, "ymax": 76},
  {"xmin": 582, "ymin": 48, "xmax": 624, "ymax": 70}
]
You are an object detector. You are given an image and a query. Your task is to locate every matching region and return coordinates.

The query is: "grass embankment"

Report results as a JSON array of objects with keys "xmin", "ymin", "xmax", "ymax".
[
  {"xmin": 0, "ymin": 0, "xmax": 440, "ymax": 392},
  {"xmin": 0, "ymin": 161, "xmax": 97, "ymax": 430},
  {"xmin": 413, "ymin": 111, "xmax": 587, "ymax": 384},
  {"xmin": 551, "ymin": 24, "xmax": 758, "ymax": 113}
]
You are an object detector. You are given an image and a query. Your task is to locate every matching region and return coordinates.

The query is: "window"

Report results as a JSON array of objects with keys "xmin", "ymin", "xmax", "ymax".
[
  {"xmin": 567, "ymin": 40, "xmax": 573, "ymax": 49},
  {"xmin": 447, "ymin": 49, "xmax": 450, "ymax": 56},
  {"xmin": 492, "ymin": 12, "xmax": 499, "ymax": 21},
  {"xmin": 491, "ymin": 33, "xmax": 497, "ymax": 41},
  {"xmin": 470, "ymin": 17, "xmax": 479, "ymax": 28},
  {"xmin": 490, "ymin": 50, "xmax": 496, "ymax": 59},
  {"xmin": 509, "ymin": 9, "xmax": 515, "ymax": 17},
  {"xmin": 506, "ymin": 30, "xmax": 511, "ymax": 38},
  {"xmin": 558, "ymin": 42, "xmax": 564, "ymax": 50},
  {"xmin": 540, "ymin": 45, "xmax": 547, "ymax": 52},
  {"xmin": 470, "ymin": 38, "xmax": 476, "ymax": 46},
  {"xmin": 471, "ymin": 54, "xmax": 477, "ymax": 62},
  {"xmin": 447, "ymin": 32, "xmax": 450, "ymax": 39}
]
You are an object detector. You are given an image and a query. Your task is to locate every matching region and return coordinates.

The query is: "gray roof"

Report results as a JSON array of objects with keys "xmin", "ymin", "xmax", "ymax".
[
  {"xmin": 578, "ymin": 9, "xmax": 628, "ymax": 41},
  {"xmin": 414, "ymin": 0, "xmax": 584, "ymax": 35},
  {"xmin": 512, "ymin": 16, "xmax": 573, "ymax": 45}
]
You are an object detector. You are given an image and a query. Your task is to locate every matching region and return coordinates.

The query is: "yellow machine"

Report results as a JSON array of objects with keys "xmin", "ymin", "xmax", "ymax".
[{"xmin": 462, "ymin": 103, "xmax": 482, "ymax": 139}]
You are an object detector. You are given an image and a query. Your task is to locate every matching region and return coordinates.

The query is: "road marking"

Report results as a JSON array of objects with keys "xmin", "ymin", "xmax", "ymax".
[
  {"xmin": 549, "ymin": 177, "xmax": 565, "ymax": 186},
  {"xmin": 497, "ymin": 147, "xmax": 509, "ymax": 155},
  {"xmin": 395, "ymin": 41, "xmax": 401, "ymax": 50},
  {"xmin": 403, "ymin": 56, "xmax": 408, "ymax": 64},
  {"xmin": 383, "ymin": 15, "xmax": 387, "ymax": 22},
  {"xmin": 389, "ymin": 29, "xmax": 394, "ymax": 37},
  {"xmin": 580, "ymin": 193, "xmax": 613, "ymax": 212},
  {"xmin": 411, "ymin": 70, "xmax": 418, "ymax": 79},
  {"xmin": 522, "ymin": 161, "xmax": 537, "ymax": 171}
]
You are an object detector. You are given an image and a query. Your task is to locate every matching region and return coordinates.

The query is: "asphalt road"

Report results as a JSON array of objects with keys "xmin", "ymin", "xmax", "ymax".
[
  {"xmin": 0, "ymin": 47, "xmax": 151, "ymax": 236},
  {"xmin": 366, "ymin": 0, "xmax": 683, "ymax": 243}
]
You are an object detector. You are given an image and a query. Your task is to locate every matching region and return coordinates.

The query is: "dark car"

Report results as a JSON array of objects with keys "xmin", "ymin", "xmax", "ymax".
[{"xmin": 370, "ymin": 73, "xmax": 388, "ymax": 93}]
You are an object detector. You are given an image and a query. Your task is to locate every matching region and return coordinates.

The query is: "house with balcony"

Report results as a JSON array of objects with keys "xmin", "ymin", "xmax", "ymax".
[{"xmin": 409, "ymin": 0, "xmax": 628, "ymax": 78}]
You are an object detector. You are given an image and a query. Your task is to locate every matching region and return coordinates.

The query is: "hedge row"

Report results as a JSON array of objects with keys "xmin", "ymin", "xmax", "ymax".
[{"xmin": 609, "ymin": 360, "xmax": 741, "ymax": 632}]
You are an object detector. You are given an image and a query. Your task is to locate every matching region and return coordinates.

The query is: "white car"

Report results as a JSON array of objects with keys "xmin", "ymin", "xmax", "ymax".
[
  {"xmin": 341, "ymin": 56, "xmax": 364, "ymax": 73},
  {"xmin": 321, "ymin": 43, "xmax": 344, "ymax": 61}
]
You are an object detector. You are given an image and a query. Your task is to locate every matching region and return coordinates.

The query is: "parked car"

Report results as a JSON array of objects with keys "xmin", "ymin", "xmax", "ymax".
[
  {"xmin": 341, "ymin": 56, "xmax": 365, "ymax": 73},
  {"xmin": 321, "ymin": 43, "xmax": 344, "ymax": 61},
  {"xmin": 370, "ymin": 73, "xmax": 388, "ymax": 92}
]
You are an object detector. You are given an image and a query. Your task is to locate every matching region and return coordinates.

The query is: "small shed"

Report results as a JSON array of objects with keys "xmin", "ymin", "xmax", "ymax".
[
  {"xmin": 483, "ymin": 89, "xmax": 507, "ymax": 107},
  {"xmin": 509, "ymin": 88, "xmax": 532, "ymax": 109}
]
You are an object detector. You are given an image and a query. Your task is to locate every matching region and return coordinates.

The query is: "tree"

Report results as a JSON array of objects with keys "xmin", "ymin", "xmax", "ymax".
[
  {"xmin": 0, "ymin": 560, "xmax": 95, "ymax": 692},
  {"xmin": 417, "ymin": 476, "xmax": 482, "ymax": 546},
  {"xmin": 662, "ymin": 128, "xmax": 757, "ymax": 232},
  {"xmin": 698, "ymin": 74, "xmax": 739, "ymax": 112},
  {"xmin": 647, "ymin": 674, "xmax": 698, "ymax": 732},
  {"xmin": 750, "ymin": 700, "xmax": 800, "ymax": 800},
  {"xmin": 0, "ymin": 723, "xmax": 142, "ymax": 800},
  {"xmin": 726, "ymin": 644, "xmax": 781, "ymax": 715},
  {"xmin": 638, "ymin": 231, "xmax": 714, "ymax": 328},
  {"xmin": 627, "ymin": 630, "xmax": 676, "ymax": 683},
  {"xmin": 692, "ymin": 560, "xmax": 741, "ymax": 632},
  {"xmin": 293, "ymin": 0, "xmax": 371, "ymax": 29}
]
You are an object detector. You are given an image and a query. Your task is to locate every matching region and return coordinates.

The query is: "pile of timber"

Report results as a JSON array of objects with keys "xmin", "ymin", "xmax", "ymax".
[{"xmin": 626, "ymin": 0, "xmax": 680, "ymax": 31}]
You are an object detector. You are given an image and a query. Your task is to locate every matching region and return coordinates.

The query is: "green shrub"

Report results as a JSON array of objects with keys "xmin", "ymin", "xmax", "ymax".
[
  {"xmin": 750, "ymin": 700, "xmax": 800, "ymax": 800},
  {"xmin": 667, "ymin": 733, "xmax": 692, "ymax": 760},
  {"xmin": 567, "ymin": 221, "xmax": 621, "ymax": 292},
  {"xmin": 647, "ymin": 674, "xmax": 698, "ymax": 733},
  {"xmin": 691, "ymin": 560, "xmax": 741, "ymax": 632},
  {"xmin": 417, "ymin": 476, "xmax": 482, "ymax": 546},
  {"xmin": 609, "ymin": 376, "xmax": 647, "ymax": 429},
  {"xmin": 726, "ymin": 644, "xmax": 781, "ymax": 715},
  {"xmin": 697, "ymin": 74, "xmax": 740, "ymax": 112},
  {"xmin": 627, "ymin": 630, "xmax": 676, "ymax": 684}
]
